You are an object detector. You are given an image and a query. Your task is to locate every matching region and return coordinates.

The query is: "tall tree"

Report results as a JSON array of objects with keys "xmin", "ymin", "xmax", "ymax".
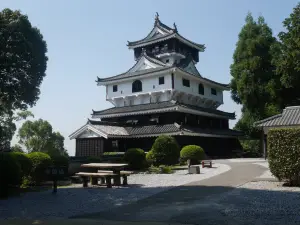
[
  {"xmin": 0, "ymin": 8, "xmax": 48, "ymax": 111},
  {"xmin": 11, "ymin": 144, "xmax": 23, "ymax": 153},
  {"xmin": 18, "ymin": 119, "xmax": 68, "ymax": 156},
  {"xmin": 230, "ymin": 13, "xmax": 281, "ymax": 135},
  {"xmin": 274, "ymin": 3, "xmax": 300, "ymax": 106},
  {"xmin": 0, "ymin": 109, "xmax": 33, "ymax": 151},
  {"xmin": 0, "ymin": 9, "xmax": 47, "ymax": 150}
]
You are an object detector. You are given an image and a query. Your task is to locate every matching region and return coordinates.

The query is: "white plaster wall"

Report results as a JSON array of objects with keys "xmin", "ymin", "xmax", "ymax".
[
  {"xmin": 112, "ymin": 90, "xmax": 171, "ymax": 107},
  {"xmin": 107, "ymin": 74, "xmax": 172, "ymax": 99},
  {"xmin": 174, "ymin": 73, "xmax": 223, "ymax": 104}
]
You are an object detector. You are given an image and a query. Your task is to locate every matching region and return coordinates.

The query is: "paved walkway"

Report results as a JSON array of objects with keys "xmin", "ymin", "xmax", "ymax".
[{"xmin": 74, "ymin": 160, "xmax": 267, "ymax": 224}]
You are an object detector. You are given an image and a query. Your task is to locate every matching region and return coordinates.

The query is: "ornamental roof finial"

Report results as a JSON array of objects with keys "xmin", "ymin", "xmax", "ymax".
[
  {"xmin": 155, "ymin": 12, "xmax": 159, "ymax": 23},
  {"xmin": 173, "ymin": 22, "xmax": 177, "ymax": 32}
]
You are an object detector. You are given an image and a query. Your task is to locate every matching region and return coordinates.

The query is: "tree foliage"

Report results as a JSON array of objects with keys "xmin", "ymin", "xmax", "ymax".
[
  {"xmin": 274, "ymin": 3, "xmax": 300, "ymax": 107},
  {"xmin": 230, "ymin": 13, "xmax": 280, "ymax": 118},
  {"xmin": 11, "ymin": 144, "xmax": 23, "ymax": 153},
  {"xmin": 0, "ymin": 8, "xmax": 47, "ymax": 150},
  {"xmin": 0, "ymin": 110, "xmax": 33, "ymax": 151},
  {"xmin": 18, "ymin": 119, "xmax": 68, "ymax": 156},
  {"xmin": 0, "ymin": 8, "xmax": 48, "ymax": 111},
  {"xmin": 230, "ymin": 13, "xmax": 282, "ymax": 139}
]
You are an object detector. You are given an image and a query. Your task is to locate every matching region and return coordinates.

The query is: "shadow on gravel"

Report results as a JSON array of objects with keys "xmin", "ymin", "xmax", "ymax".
[
  {"xmin": 70, "ymin": 183, "xmax": 300, "ymax": 225},
  {"xmin": 1, "ymin": 182, "xmax": 300, "ymax": 225}
]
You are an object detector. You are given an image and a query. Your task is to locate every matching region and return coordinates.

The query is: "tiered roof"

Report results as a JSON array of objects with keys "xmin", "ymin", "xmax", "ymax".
[
  {"xmin": 127, "ymin": 13, "xmax": 205, "ymax": 51},
  {"xmin": 69, "ymin": 120, "xmax": 243, "ymax": 140},
  {"xmin": 92, "ymin": 101, "xmax": 236, "ymax": 119},
  {"xmin": 97, "ymin": 52, "xmax": 229, "ymax": 89}
]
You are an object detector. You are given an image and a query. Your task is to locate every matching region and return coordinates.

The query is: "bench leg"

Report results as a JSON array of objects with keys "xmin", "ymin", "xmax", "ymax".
[
  {"xmin": 122, "ymin": 175, "xmax": 128, "ymax": 185},
  {"xmin": 113, "ymin": 176, "xmax": 121, "ymax": 186},
  {"xmin": 100, "ymin": 177, "xmax": 106, "ymax": 184},
  {"xmin": 83, "ymin": 177, "xmax": 88, "ymax": 188},
  {"xmin": 106, "ymin": 177, "xmax": 112, "ymax": 188},
  {"xmin": 91, "ymin": 177, "xmax": 98, "ymax": 185}
]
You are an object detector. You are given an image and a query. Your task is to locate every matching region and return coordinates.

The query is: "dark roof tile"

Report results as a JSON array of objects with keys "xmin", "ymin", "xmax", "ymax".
[
  {"xmin": 255, "ymin": 106, "xmax": 300, "ymax": 127},
  {"xmin": 84, "ymin": 123, "xmax": 242, "ymax": 137},
  {"xmin": 92, "ymin": 101, "xmax": 235, "ymax": 119}
]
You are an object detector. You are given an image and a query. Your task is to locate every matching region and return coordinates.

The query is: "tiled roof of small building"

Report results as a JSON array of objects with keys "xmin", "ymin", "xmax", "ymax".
[
  {"xmin": 92, "ymin": 101, "xmax": 236, "ymax": 119},
  {"xmin": 255, "ymin": 106, "xmax": 300, "ymax": 127}
]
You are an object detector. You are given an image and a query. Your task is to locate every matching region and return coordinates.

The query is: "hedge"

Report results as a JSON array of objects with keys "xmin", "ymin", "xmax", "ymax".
[
  {"xmin": 10, "ymin": 152, "xmax": 32, "ymax": 177},
  {"xmin": 151, "ymin": 135, "xmax": 180, "ymax": 166},
  {"xmin": 51, "ymin": 155, "xmax": 69, "ymax": 168},
  {"xmin": 146, "ymin": 150, "xmax": 155, "ymax": 165},
  {"xmin": 268, "ymin": 128, "xmax": 300, "ymax": 186},
  {"xmin": 124, "ymin": 148, "xmax": 145, "ymax": 170},
  {"xmin": 27, "ymin": 152, "xmax": 52, "ymax": 185},
  {"xmin": 180, "ymin": 145, "xmax": 205, "ymax": 164},
  {"xmin": 0, "ymin": 152, "xmax": 22, "ymax": 197}
]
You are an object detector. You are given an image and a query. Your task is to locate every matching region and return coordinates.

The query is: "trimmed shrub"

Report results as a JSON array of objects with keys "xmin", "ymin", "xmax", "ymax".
[
  {"xmin": 0, "ymin": 152, "xmax": 22, "ymax": 197},
  {"xmin": 10, "ymin": 152, "xmax": 32, "ymax": 177},
  {"xmin": 146, "ymin": 150, "xmax": 155, "ymax": 165},
  {"xmin": 124, "ymin": 148, "xmax": 145, "ymax": 170},
  {"xmin": 148, "ymin": 165, "xmax": 173, "ymax": 174},
  {"xmin": 103, "ymin": 152, "xmax": 125, "ymax": 156},
  {"xmin": 51, "ymin": 155, "xmax": 69, "ymax": 168},
  {"xmin": 27, "ymin": 152, "xmax": 52, "ymax": 185},
  {"xmin": 159, "ymin": 165, "xmax": 173, "ymax": 174},
  {"xmin": 180, "ymin": 145, "xmax": 205, "ymax": 164},
  {"xmin": 151, "ymin": 135, "xmax": 180, "ymax": 166},
  {"xmin": 268, "ymin": 128, "xmax": 300, "ymax": 186}
]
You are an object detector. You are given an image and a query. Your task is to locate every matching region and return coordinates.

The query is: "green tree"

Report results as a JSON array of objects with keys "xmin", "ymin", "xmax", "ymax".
[
  {"xmin": 11, "ymin": 144, "xmax": 23, "ymax": 153},
  {"xmin": 0, "ymin": 9, "xmax": 48, "ymax": 111},
  {"xmin": 274, "ymin": 3, "xmax": 300, "ymax": 107},
  {"xmin": 0, "ymin": 110, "xmax": 33, "ymax": 151},
  {"xmin": 18, "ymin": 119, "xmax": 68, "ymax": 156},
  {"xmin": 0, "ymin": 9, "xmax": 47, "ymax": 151},
  {"xmin": 230, "ymin": 13, "xmax": 281, "ymax": 136}
]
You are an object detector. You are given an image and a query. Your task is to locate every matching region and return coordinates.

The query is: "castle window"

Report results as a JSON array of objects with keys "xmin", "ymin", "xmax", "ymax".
[
  {"xmin": 198, "ymin": 83, "xmax": 204, "ymax": 95},
  {"xmin": 113, "ymin": 85, "xmax": 118, "ymax": 92},
  {"xmin": 211, "ymin": 88, "xmax": 217, "ymax": 95},
  {"xmin": 159, "ymin": 76, "xmax": 164, "ymax": 85},
  {"xmin": 132, "ymin": 80, "xmax": 142, "ymax": 93},
  {"xmin": 182, "ymin": 78, "xmax": 190, "ymax": 87}
]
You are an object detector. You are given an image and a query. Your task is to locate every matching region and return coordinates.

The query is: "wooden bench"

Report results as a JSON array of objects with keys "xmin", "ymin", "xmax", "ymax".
[
  {"xmin": 202, "ymin": 160, "xmax": 212, "ymax": 168},
  {"xmin": 97, "ymin": 170, "xmax": 133, "ymax": 185},
  {"xmin": 76, "ymin": 172, "xmax": 118, "ymax": 188}
]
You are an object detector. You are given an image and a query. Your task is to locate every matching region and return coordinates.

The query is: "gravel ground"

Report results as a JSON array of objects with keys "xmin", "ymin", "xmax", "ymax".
[
  {"xmin": 0, "ymin": 163, "xmax": 229, "ymax": 220},
  {"xmin": 226, "ymin": 158, "xmax": 266, "ymax": 163},
  {"xmin": 254, "ymin": 162, "xmax": 276, "ymax": 179},
  {"xmin": 218, "ymin": 181, "xmax": 300, "ymax": 224}
]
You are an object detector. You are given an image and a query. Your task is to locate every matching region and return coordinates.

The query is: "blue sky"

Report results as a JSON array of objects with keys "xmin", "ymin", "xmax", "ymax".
[{"xmin": 1, "ymin": 0, "xmax": 298, "ymax": 156}]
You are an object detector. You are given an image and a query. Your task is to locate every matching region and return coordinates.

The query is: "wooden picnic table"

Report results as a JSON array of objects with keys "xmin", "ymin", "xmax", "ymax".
[{"xmin": 80, "ymin": 163, "xmax": 128, "ymax": 186}]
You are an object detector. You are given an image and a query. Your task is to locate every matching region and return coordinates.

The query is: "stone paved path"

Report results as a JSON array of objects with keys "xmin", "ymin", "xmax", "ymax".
[{"xmin": 74, "ymin": 160, "xmax": 267, "ymax": 224}]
